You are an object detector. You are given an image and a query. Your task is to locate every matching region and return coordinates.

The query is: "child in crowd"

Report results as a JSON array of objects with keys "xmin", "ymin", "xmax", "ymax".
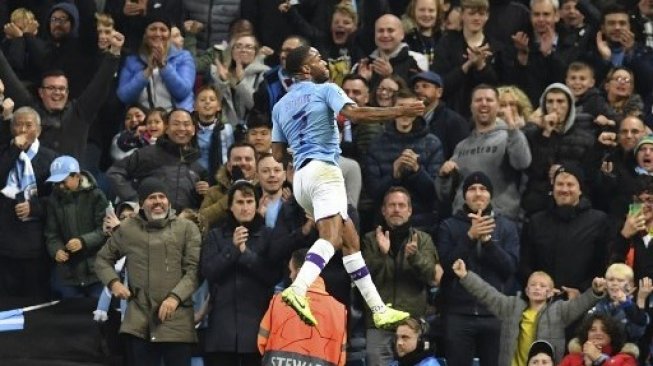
[
  {"xmin": 194, "ymin": 85, "xmax": 235, "ymax": 178},
  {"xmin": 110, "ymin": 105, "xmax": 148, "ymax": 162},
  {"xmin": 114, "ymin": 106, "xmax": 168, "ymax": 160},
  {"xmin": 526, "ymin": 340, "xmax": 555, "ymax": 366},
  {"xmin": 143, "ymin": 107, "xmax": 167, "ymax": 143},
  {"xmin": 588, "ymin": 263, "xmax": 651, "ymax": 343},
  {"xmin": 45, "ymin": 156, "xmax": 108, "ymax": 298},
  {"xmin": 245, "ymin": 110, "xmax": 272, "ymax": 156},
  {"xmin": 564, "ymin": 62, "xmax": 614, "ymax": 132},
  {"xmin": 452, "ymin": 259, "xmax": 606, "ymax": 365}
]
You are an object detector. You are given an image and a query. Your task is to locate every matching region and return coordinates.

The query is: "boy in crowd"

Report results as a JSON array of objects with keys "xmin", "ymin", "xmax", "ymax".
[
  {"xmin": 452, "ymin": 259, "xmax": 606, "ymax": 365},
  {"xmin": 45, "ymin": 156, "xmax": 108, "ymax": 298}
]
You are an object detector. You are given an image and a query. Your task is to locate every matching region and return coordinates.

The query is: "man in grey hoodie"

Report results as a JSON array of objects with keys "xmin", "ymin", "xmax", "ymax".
[
  {"xmin": 437, "ymin": 84, "xmax": 531, "ymax": 221},
  {"xmin": 521, "ymin": 82, "xmax": 597, "ymax": 215}
]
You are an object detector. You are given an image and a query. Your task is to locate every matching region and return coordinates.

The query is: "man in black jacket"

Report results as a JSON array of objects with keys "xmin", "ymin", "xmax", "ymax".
[
  {"xmin": 0, "ymin": 106, "xmax": 58, "ymax": 301},
  {"xmin": 412, "ymin": 71, "xmax": 470, "ymax": 160},
  {"xmin": 437, "ymin": 172, "xmax": 519, "ymax": 366},
  {"xmin": 520, "ymin": 163, "xmax": 610, "ymax": 292},
  {"xmin": 0, "ymin": 30, "xmax": 124, "ymax": 161},
  {"xmin": 107, "ymin": 109, "xmax": 209, "ymax": 211}
]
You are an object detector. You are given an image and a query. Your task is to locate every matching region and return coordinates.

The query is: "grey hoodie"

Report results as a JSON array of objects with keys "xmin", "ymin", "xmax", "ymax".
[
  {"xmin": 539, "ymin": 83, "xmax": 577, "ymax": 135},
  {"xmin": 436, "ymin": 119, "xmax": 531, "ymax": 220}
]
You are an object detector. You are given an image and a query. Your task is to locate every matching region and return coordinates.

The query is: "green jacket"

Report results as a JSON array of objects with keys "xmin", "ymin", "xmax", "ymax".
[
  {"xmin": 95, "ymin": 210, "xmax": 201, "ymax": 343},
  {"xmin": 45, "ymin": 171, "xmax": 107, "ymax": 287},
  {"xmin": 362, "ymin": 226, "xmax": 438, "ymax": 326}
]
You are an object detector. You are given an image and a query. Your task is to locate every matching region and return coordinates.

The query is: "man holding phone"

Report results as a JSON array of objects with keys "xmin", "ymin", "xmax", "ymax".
[{"xmin": 200, "ymin": 142, "xmax": 258, "ymax": 229}]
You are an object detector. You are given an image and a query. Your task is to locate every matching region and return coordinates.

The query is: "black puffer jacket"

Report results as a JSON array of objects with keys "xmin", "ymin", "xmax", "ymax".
[
  {"xmin": 107, "ymin": 137, "xmax": 208, "ymax": 211},
  {"xmin": 520, "ymin": 198, "xmax": 610, "ymax": 291},
  {"xmin": 522, "ymin": 83, "xmax": 599, "ymax": 215}
]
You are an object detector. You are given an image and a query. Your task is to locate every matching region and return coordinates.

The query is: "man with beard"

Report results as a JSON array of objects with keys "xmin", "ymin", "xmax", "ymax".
[
  {"xmin": 271, "ymin": 46, "xmax": 424, "ymax": 327},
  {"xmin": 95, "ymin": 178, "xmax": 201, "ymax": 366},
  {"xmin": 520, "ymin": 163, "xmax": 610, "ymax": 292},
  {"xmin": 437, "ymin": 172, "xmax": 519, "ymax": 366},
  {"xmin": 2, "ymin": 2, "xmax": 99, "ymax": 97},
  {"xmin": 361, "ymin": 187, "xmax": 438, "ymax": 366}
]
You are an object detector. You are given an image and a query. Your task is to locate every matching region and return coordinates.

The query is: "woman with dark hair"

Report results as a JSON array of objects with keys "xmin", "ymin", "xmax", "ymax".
[
  {"xmin": 371, "ymin": 75, "xmax": 409, "ymax": 108},
  {"xmin": 558, "ymin": 313, "xmax": 638, "ymax": 366}
]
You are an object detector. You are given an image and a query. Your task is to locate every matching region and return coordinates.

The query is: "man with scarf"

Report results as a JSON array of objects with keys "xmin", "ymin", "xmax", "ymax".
[
  {"xmin": 437, "ymin": 172, "xmax": 519, "ymax": 366},
  {"xmin": 361, "ymin": 186, "xmax": 438, "ymax": 366},
  {"xmin": 0, "ymin": 106, "xmax": 58, "ymax": 301}
]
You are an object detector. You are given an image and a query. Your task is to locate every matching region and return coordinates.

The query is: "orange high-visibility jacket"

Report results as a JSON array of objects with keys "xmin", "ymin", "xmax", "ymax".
[{"xmin": 258, "ymin": 277, "xmax": 347, "ymax": 366}]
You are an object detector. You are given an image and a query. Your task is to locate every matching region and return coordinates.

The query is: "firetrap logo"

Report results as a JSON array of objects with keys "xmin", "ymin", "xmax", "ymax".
[{"xmin": 456, "ymin": 145, "xmax": 499, "ymax": 157}]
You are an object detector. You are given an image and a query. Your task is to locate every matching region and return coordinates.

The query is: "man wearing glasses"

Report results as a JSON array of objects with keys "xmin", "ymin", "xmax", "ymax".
[{"xmin": 0, "ymin": 25, "xmax": 124, "ymax": 160}]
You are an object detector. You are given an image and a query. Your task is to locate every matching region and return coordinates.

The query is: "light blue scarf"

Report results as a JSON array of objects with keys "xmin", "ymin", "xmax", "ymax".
[{"xmin": 1, "ymin": 139, "xmax": 39, "ymax": 204}]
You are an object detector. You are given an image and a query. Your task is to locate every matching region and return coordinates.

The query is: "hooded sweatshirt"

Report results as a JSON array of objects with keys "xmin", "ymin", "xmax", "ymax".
[
  {"xmin": 522, "ymin": 83, "xmax": 597, "ymax": 215},
  {"xmin": 437, "ymin": 119, "xmax": 531, "ymax": 220}
]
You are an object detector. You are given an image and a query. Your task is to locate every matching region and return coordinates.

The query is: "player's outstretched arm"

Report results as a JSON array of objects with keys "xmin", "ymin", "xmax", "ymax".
[{"xmin": 340, "ymin": 102, "xmax": 425, "ymax": 123}]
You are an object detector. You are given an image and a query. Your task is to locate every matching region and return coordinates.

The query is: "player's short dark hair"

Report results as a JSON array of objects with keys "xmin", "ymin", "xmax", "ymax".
[{"xmin": 285, "ymin": 46, "xmax": 313, "ymax": 75}]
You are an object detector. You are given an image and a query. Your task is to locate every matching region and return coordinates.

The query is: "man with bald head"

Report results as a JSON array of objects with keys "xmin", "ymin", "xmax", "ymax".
[
  {"xmin": 356, "ymin": 14, "xmax": 426, "ymax": 90},
  {"xmin": 596, "ymin": 116, "xmax": 649, "ymax": 223}
]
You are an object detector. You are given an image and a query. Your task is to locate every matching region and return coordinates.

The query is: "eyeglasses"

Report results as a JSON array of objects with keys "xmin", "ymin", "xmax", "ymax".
[
  {"xmin": 377, "ymin": 87, "xmax": 398, "ymax": 95},
  {"xmin": 50, "ymin": 16, "xmax": 70, "ymax": 25},
  {"xmin": 611, "ymin": 76, "xmax": 632, "ymax": 84},
  {"xmin": 41, "ymin": 85, "xmax": 68, "ymax": 93},
  {"xmin": 233, "ymin": 44, "xmax": 256, "ymax": 51}
]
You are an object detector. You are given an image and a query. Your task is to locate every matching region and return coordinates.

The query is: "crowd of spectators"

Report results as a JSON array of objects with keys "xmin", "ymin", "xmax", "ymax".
[{"xmin": 4, "ymin": 0, "xmax": 653, "ymax": 365}]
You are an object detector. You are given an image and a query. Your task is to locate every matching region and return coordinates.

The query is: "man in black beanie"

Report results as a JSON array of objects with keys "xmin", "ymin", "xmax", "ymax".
[
  {"xmin": 520, "ymin": 162, "xmax": 610, "ymax": 294},
  {"xmin": 437, "ymin": 171, "xmax": 520, "ymax": 366},
  {"xmin": 96, "ymin": 176, "xmax": 201, "ymax": 366}
]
